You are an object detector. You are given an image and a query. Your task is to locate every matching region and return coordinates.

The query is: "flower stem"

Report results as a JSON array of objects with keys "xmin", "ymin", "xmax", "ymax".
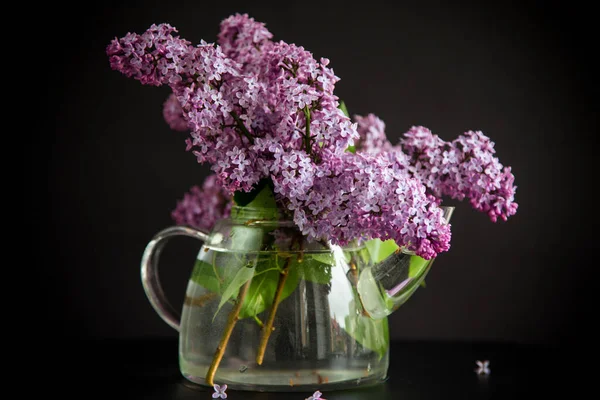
[
  {"xmin": 205, "ymin": 279, "xmax": 252, "ymax": 385},
  {"xmin": 230, "ymin": 111, "xmax": 254, "ymax": 144},
  {"xmin": 255, "ymin": 255, "xmax": 293, "ymax": 365},
  {"xmin": 303, "ymin": 106, "xmax": 312, "ymax": 154},
  {"xmin": 253, "ymin": 314, "xmax": 264, "ymax": 328},
  {"xmin": 349, "ymin": 256, "xmax": 371, "ymax": 317}
]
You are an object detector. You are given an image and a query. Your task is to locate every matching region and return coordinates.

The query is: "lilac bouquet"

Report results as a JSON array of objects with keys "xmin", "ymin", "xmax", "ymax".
[
  {"xmin": 108, "ymin": 14, "xmax": 518, "ymax": 386},
  {"xmin": 107, "ymin": 13, "xmax": 517, "ymax": 260}
]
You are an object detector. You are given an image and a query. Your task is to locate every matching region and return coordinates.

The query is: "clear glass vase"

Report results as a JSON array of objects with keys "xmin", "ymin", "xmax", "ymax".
[{"xmin": 141, "ymin": 206, "xmax": 453, "ymax": 392}]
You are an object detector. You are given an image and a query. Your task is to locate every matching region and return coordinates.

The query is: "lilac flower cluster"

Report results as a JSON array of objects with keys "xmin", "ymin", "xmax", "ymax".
[
  {"xmin": 217, "ymin": 13, "xmax": 273, "ymax": 74},
  {"xmin": 162, "ymin": 93, "xmax": 188, "ymax": 131},
  {"xmin": 171, "ymin": 175, "xmax": 232, "ymax": 231},
  {"xmin": 275, "ymin": 150, "xmax": 451, "ymax": 258},
  {"xmin": 108, "ymin": 13, "xmax": 517, "ymax": 259},
  {"xmin": 107, "ymin": 17, "xmax": 356, "ymax": 195},
  {"xmin": 400, "ymin": 127, "xmax": 518, "ymax": 222},
  {"xmin": 354, "ymin": 113, "xmax": 393, "ymax": 154},
  {"xmin": 353, "ymin": 118, "xmax": 518, "ymax": 222}
]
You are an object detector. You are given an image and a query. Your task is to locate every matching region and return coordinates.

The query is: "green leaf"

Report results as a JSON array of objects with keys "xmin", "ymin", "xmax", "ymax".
[
  {"xmin": 245, "ymin": 182, "xmax": 277, "ymax": 210},
  {"xmin": 190, "ymin": 259, "xmax": 222, "ymax": 293},
  {"xmin": 233, "ymin": 178, "xmax": 275, "ymax": 208},
  {"xmin": 339, "ymin": 100, "xmax": 349, "ymax": 117},
  {"xmin": 346, "ymin": 145, "xmax": 356, "ymax": 153},
  {"xmin": 238, "ymin": 255, "xmax": 299, "ymax": 319},
  {"xmin": 308, "ymin": 252, "xmax": 334, "ymax": 265},
  {"xmin": 365, "ymin": 238, "xmax": 399, "ymax": 263},
  {"xmin": 408, "ymin": 254, "xmax": 429, "ymax": 278},
  {"xmin": 214, "ymin": 261, "xmax": 256, "ymax": 319},
  {"xmin": 296, "ymin": 254, "xmax": 333, "ymax": 284},
  {"xmin": 233, "ymin": 179, "xmax": 266, "ymax": 207},
  {"xmin": 229, "ymin": 183, "xmax": 280, "ymax": 251},
  {"xmin": 344, "ymin": 304, "xmax": 389, "ymax": 359},
  {"xmin": 238, "ymin": 252, "xmax": 335, "ymax": 319},
  {"xmin": 232, "ymin": 179, "xmax": 279, "ymax": 222}
]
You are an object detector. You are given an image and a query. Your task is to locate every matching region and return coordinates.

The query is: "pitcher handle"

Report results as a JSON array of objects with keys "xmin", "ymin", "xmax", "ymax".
[{"xmin": 140, "ymin": 225, "xmax": 210, "ymax": 332}]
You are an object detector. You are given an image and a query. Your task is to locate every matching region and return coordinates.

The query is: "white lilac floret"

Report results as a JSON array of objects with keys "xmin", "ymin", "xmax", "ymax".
[
  {"xmin": 212, "ymin": 383, "xmax": 228, "ymax": 399},
  {"xmin": 475, "ymin": 360, "xmax": 490, "ymax": 375},
  {"xmin": 306, "ymin": 391, "xmax": 325, "ymax": 400}
]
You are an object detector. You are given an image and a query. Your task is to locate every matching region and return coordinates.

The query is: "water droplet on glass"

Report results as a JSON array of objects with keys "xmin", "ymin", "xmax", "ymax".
[
  {"xmin": 239, "ymin": 365, "xmax": 248, "ymax": 373},
  {"xmin": 367, "ymin": 362, "xmax": 372, "ymax": 372}
]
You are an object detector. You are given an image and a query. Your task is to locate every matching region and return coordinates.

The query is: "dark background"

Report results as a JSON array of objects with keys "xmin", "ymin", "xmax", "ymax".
[{"xmin": 46, "ymin": 0, "xmax": 595, "ymax": 349}]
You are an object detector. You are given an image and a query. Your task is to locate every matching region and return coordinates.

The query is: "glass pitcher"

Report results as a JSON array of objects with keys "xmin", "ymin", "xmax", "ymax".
[{"xmin": 141, "ymin": 206, "xmax": 454, "ymax": 392}]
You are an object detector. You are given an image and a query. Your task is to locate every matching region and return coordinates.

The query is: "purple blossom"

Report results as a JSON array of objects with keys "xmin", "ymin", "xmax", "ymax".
[
  {"xmin": 107, "ymin": 20, "xmax": 357, "ymax": 194},
  {"xmin": 162, "ymin": 93, "xmax": 188, "ymax": 131},
  {"xmin": 171, "ymin": 175, "xmax": 232, "ymax": 232},
  {"xmin": 108, "ymin": 23, "xmax": 256, "ymax": 193},
  {"xmin": 354, "ymin": 113, "xmax": 393, "ymax": 154},
  {"xmin": 107, "ymin": 24, "xmax": 193, "ymax": 87},
  {"xmin": 108, "ymin": 15, "xmax": 518, "ymax": 259},
  {"xmin": 400, "ymin": 127, "xmax": 518, "ymax": 222},
  {"xmin": 218, "ymin": 13, "xmax": 273, "ymax": 72},
  {"xmin": 242, "ymin": 40, "xmax": 358, "ymax": 158},
  {"xmin": 107, "ymin": 19, "xmax": 451, "ymax": 258},
  {"xmin": 351, "ymin": 114, "xmax": 518, "ymax": 223},
  {"xmin": 275, "ymin": 151, "xmax": 451, "ymax": 259}
]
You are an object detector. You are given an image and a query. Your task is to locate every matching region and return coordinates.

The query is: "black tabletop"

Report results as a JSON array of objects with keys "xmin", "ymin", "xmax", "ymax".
[{"xmin": 55, "ymin": 337, "xmax": 575, "ymax": 399}]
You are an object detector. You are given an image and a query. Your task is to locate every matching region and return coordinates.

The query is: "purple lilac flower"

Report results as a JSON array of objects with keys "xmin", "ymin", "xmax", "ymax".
[
  {"xmin": 238, "ymin": 40, "xmax": 358, "ymax": 161},
  {"xmin": 352, "ymin": 113, "xmax": 518, "ymax": 223},
  {"xmin": 107, "ymin": 21, "xmax": 357, "ymax": 195},
  {"xmin": 354, "ymin": 113, "xmax": 393, "ymax": 154},
  {"xmin": 274, "ymin": 150, "xmax": 451, "ymax": 259},
  {"xmin": 400, "ymin": 127, "xmax": 518, "ymax": 222},
  {"xmin": 107, "ymin": 17, "xmax": 466, "ymax": 259},
  {"xmin": 107, "ymin": 24, "xmax": 193, "ymax": 87},
  {"xmin": 218, "ymin": 13, "xmax": 273, "ymax": 73},
  {"xmin": 162, "ymin": 93, "xmax": 188, "ymax": 131},
  {"xmin": 171, "ymin": 175, "xmax": 232, "ymax": 231},
  {"xmin": 107, "ymin": 23, "xmax": 258, "ymax": 193}
]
